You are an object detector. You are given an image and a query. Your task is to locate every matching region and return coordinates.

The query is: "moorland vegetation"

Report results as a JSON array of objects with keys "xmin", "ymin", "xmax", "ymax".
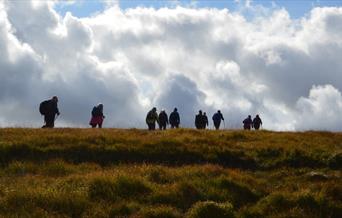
[{"xmin": 0, "ymin": 128, "xmax": 341, "ymax": 218}]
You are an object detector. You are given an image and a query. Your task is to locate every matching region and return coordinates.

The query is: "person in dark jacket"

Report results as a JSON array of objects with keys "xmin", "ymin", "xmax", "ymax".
[
  {"xmin": 146, "ymin": 107, "xmax": 159, "ymax": 130},
  {"xmin": 243, "ymin": 115, "xmax": 253, "ymax": 130},
  {"xmin": 41, "ymin": 96, "xmax": 60, "ymax": 128},
  {"xmin": 253, "ymin": 114, "xmax": 262, "ymax": 130},
  {"xmin": 212, "ymin": 110, "xmax": 224, "ymax": 130},
  {"xmin": 203, "ymin": 112, "xmax": 209, "ymax": 129},
  {"xmin": 158, "ymin": 110, "xmax": 168, "ymax": 130},
  {"xmin": 195, "ymin": 110, "xmax": 204, "ymax": 129},
  {"xmin": 89, "ymin": 103, "xmax": 105, "ymax": 128},
  {"xmin": 169, "ymin": 108, "xmax": 180, "ymax": 128}
]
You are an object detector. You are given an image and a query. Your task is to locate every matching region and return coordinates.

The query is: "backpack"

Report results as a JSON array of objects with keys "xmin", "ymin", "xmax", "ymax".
[
  {"xmin": 92, "ymin": 106, "xmax": 99, "ymax": 117},
  {"xmin": 213, "ymin": 113, "xmax": 220, "ymax": 122},
  {"xmin": 169, "ymin": 112, "xmax": 179, "ymax": 124},
  {"xmin": 39, "ymin": 100, "xmax": 49, "ymax": 115},
  {"xmin": 146, "ymin": 111, "xmax": 154, "ymax": 120}
]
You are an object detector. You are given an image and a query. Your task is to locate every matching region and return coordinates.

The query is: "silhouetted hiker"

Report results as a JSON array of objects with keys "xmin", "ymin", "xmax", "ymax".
[
  {"xmin": 146, "ymin": 107, "xmax": 159, "ymax": 130},
  {"xmin": 212, "ymin": 110, "xmax": 224, "ymax": 130},
  {"xmin": 158, "ymin": 110, "xmax": 168, "ymax": 130},
  {"xmin": 195, "ymin": 110, "xmax": 205, "ymax": 129},
  {"xmin": 243, "ymin": 115, "xmax": 253, "ymax": 130},
  {"xmin": 89, "ymin": 104, "xmax": 105, "ymax": 128},
  {"xmin": 40, "ymin": 96, "xmax": 60, "ymax": 128},
  {"xmin": 169, "ymin": 108, "xmax": 180, "ymax": 128},
  {"xmin": 203, "ymin": 112, "xmax": 209, "ymax": 129},
  {"xmin": 253, "ymin": 114, "xmax": 263, "ymax": 130}
]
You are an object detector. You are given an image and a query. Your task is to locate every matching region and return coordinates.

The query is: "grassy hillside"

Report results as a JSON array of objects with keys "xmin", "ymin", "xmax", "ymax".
[{"xmin": 0, "ymin": 128, "xmax": 341, "ymax": 218}]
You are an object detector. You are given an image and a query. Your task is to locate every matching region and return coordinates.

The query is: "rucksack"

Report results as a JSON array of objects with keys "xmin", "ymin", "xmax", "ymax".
[
  {"xmin": 146, "ymin": 111, "xmax": 154, "ymax": 120},
  {"xmin": 170, "ymin": 112, "xmax": 178, "ymax": 123},
  {"xmin": 213, "ymin": 113, "xmax": 220, "ymax": 121},
  {"xmin": 39, "ymin": 100, "xmax": 49, "ymax": 115},
  {"xmin": 92, "ymin": 106, "xmax": 99, "ymax": 116}
]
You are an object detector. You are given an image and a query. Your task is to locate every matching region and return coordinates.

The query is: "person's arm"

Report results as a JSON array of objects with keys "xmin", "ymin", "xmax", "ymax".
[
  {"xmin": 100, "ymin": 108, "xmax": 104, "ymax": 118},
  {"xmin": 55, "ymin": 102, "xmax": 60, "ymax": 115}
]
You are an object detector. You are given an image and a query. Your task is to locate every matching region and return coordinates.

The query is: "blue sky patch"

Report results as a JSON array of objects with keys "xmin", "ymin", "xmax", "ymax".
[{"xmin": 54, "ymin": 0, "xmax": 342, "ymax": 18}]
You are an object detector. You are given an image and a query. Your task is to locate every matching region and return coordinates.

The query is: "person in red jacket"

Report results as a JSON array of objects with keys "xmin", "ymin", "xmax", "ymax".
[{"xmin": 89, "ymin": 104, "xmax": 105, "ymax": 128}]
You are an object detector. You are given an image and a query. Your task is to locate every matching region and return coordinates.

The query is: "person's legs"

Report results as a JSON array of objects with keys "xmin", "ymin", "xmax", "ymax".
[
  {"xmin": 98, "ymin": 120, "xmax": 103, "ymax": 128},
  {"xmin": 45, "ymin": 115, "xmax": 55, "ymax": 128},
  {"xmin": 148, "ymin": 123, "xmax": 155, "ymax": 130},
  {"xmin": 214, "ymin": 121, "xmax": 220, "ymax": 130},
  {"xmin": 42, "ymin": 117, "xmax": 47, "ymax": 128}
]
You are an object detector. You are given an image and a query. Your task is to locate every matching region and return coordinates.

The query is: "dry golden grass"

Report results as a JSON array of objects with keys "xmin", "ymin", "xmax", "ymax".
[{"xmin": 0, "ymin": 128, "xmax": 341, "ymax": 217}]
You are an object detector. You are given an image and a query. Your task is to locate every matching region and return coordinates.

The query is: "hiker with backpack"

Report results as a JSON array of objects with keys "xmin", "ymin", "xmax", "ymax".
[
  {"xmin": 158, "ymin": 110, "xmax": 168, "ymax": 130},
  {"xmin": 195, "ymin": 110, "xmax": 205, "ymax": 129},
  {"xmin": 212, "ymin": 110, "xmax": 224, "ymax": 130},
  {"xmin": 253, "ymin": 114, "xmax": 263, "ymax": 130},
  {"xmin": 243, "ymin": 115, "xmax": 253, "ymax": 130},
  {"xmin": 169, "ymin": 108, "xmax": 180, "ymax": 128},
  {"xmin": 89, "ymin": 104, "xmax": 105, "ymax": 128},
  {"xmin": 146, "ymin": 107, "xmax": 159, "ymax": 130},
  {"xmin": 39, "ymin": 96, "xmax": 60, "ymax": 128}
]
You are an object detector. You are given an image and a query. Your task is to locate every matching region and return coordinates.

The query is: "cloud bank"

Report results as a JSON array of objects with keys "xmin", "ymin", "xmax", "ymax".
[{"xmin": 0, "ymin": 0, "xmax": 342, "ymax": 130}]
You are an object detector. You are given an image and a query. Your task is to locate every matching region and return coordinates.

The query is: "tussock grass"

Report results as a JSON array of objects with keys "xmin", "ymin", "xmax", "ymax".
[
  {"xmin": 89, "ymin": 175, "xmax": 151, "ymax": 202},
  {"xmin": 139, "ymin": 206, "xmax": 182, "ymax": 218},
  {"xmin": 0, "ymin": 128, "xmax": 340, "ymax": 217},
  {"xmin": 0, "ymin": 128, "xmax": 341, "ymax": 169},
  {"xmin": 186, "ymin": 201, "xmax": 235, "ymax": 218}
]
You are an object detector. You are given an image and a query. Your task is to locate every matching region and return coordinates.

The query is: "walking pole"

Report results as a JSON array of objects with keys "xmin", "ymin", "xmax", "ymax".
[{"xmin": 223, "ymin": 120, "xmax": 226, "ymax": 129}]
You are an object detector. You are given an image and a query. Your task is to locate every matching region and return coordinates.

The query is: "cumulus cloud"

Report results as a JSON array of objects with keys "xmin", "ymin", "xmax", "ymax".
[
  {"xmin": 0, "ymin": 0, "xmax": 342, "ymax": 130},
  {"xmin": 155, "ymin": 74, "xmax": 206, "ymax": 128},
  {"xmin": 295, "ymin": 85, "xmax": 342, "ymax": 131}
]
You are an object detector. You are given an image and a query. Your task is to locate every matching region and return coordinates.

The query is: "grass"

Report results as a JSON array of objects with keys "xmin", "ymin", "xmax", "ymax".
[{"xmin": 0, "ymin": 128, "xmax": 341, "ymax": 217}]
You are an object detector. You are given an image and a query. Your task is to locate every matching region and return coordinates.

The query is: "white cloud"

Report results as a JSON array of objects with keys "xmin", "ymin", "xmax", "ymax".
[
  {"xmin": 0, "ymin": 0, "xmax": 342, "ymax": 130},
  {"xmin": 295, "ymin": 85, "xmax": 342, "ymax": 131}
]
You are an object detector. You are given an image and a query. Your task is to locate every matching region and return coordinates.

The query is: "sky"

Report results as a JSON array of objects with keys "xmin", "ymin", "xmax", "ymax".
[
  {"xmin": 1, "ymin": 0, "xmax": 342, "ymax": 130},
  {"xmin": 54, "ymin": 0, "xmax": 342, "ymax": 18}
]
